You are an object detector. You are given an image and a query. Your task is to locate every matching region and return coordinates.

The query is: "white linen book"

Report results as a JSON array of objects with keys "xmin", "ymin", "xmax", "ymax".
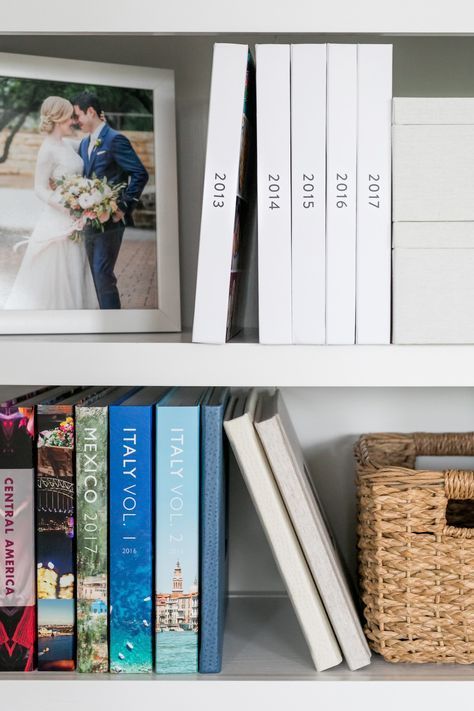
[
  {"xmin": 291, "ymin": 44, "xmax": 327, "ymax": 344},
  {"xmin": 192, "ymin": 43, "xmax": 251, "ymax": 343},
  {"xmin": 393, "ymin": 98, "xmax": 474, "ymax": 222},
  {"xmin": 356, "ymin": 44, "xmax": 392, "ymax": 344},
  {"xmin": 255, "ymin": 390, "xmax": 371, "ymax": 671},
  {"xmin": 326, "ymin": 44, "xmax": 357, "ymax": 344},
  {"xmin": 256, "ymin": 44, "xmax": 292, "ymax": 344},
  {"xmin": 224, "ymin": 389, "xmax": 342, "ymax": 672},
  {"xmin": 392, "ymin": 222, "xmax": 474, "ymax": 343}
]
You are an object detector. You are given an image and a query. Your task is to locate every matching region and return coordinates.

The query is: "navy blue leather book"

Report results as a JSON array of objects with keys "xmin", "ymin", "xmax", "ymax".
[{"xmin": 199, "ymin": 387, "xmax": 230, "ymax": 673}]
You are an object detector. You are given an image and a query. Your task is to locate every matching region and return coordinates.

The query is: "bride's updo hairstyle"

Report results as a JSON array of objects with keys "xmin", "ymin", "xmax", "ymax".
[{"xmin": 39, "ymin": 96, "xmax": 73, "ymax": 134}]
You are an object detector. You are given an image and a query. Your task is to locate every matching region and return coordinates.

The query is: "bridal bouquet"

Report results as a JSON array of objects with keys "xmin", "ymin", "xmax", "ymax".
[{"xmin": 55, "ymin": 175, "xmax": 125, "ymax": 242}]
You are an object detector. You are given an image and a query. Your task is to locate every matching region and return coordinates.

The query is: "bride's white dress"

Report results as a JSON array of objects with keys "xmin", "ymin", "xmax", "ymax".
[{"xmin": 5, "ymin": 136, "xmax": 98, "ymax": 310}]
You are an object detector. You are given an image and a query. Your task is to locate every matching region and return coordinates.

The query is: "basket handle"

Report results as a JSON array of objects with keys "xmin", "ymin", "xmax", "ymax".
[
  {"xmin": 444, "ymin": 470, "xmax": 474, "ymax": 538},
  {"xmin": 414, "ymin": 432, "xmax": 474, "ymax": 457}
]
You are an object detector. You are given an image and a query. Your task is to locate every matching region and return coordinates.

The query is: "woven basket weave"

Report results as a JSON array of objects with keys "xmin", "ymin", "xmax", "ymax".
[{"xmin": 355, "ymin": 432, "xmax": 474, "ymax": 664}]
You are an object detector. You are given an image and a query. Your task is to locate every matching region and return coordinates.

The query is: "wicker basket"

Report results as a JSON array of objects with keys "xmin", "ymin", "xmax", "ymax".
[{"xmin": 355, "ymin": 432, "xmax": 474, "ymax": 664}]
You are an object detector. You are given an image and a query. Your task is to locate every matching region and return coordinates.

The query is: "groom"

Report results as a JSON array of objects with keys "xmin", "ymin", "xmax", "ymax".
[{"xmin": 73, "ymin": 92, "xmax": 149, "ymax": 309}]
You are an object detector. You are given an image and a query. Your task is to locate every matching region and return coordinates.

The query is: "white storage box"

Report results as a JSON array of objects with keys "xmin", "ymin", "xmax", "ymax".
[
  {"xmin": 393, "ymin": 98, "xmax": 474, "ymax": 221},
  {"xmin": 393, "ymin": 222, "xmax": 474, "ymax": 343}
]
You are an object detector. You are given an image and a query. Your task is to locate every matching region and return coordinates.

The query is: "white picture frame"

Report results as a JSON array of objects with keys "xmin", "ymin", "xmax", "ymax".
[{"xmin": 0, "ymin": 51, "xmax": 180, "ymax": 334}]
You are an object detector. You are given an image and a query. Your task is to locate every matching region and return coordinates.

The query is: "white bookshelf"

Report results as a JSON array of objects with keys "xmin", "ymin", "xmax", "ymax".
[
  {"xmin": 2, "ymin": 6, "xmax": 474, "ymax": 707},
  {"xmin": 3, "ymin": 598, "xmax": 473, "ymax": 710},
  {"xmin": 4, "ymin": 333, "xmax": 474, "ymax": 386},
  {"xmin": 4, "ymin": 0, "xmax": 474, "ymax": 34}
]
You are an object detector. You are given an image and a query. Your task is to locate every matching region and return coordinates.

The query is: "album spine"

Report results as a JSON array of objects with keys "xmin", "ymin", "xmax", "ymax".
[
  {"xmin": 155, "ymin": 404, "xmax": 200, "ymax": 673},
  {"xmin": 109, "ymin": 405, "xmax": 153, "ymax": 673},
  {"xmin": 290, "ymin": 43, "xmax": 327, "ymax": 344},
  {"xmin": 76, "ymin": 405, "xmax": 108, "ymax": 672},
  {"xmin": 356, "ymin": 44, "xmax": 393, "ymax": 344},
  {"xmin": 0, "ymin": 403, "xmax": 36, "ymax": 672},
  {"xmin": 192, "ymin": 43, "xmax": 251, "ymax": 344},
  {"xmin": 36, "ymin": 404, "xmax": 76, "ymax": 672},
  {"xmin": 256, "ymin": 43, "xmax": 292, "ymax": 344},
  {"xmin": 326, "ymin": 43, "xmax": 358, "ymax": 344},
  {"xmin": 199, "ymin": 392, "xmax": 229, "ymax": 673}
]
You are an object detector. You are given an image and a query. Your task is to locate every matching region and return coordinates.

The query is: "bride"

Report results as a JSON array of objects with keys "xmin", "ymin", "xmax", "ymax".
[{"xmin": 5, "ymin": 96, "xmax": 98, "ymax": 310}]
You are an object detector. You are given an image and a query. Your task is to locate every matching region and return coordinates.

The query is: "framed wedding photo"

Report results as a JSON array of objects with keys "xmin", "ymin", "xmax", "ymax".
[{"xmin": 0, "ymin": 52, "xmax": 180, "ymax": 333}]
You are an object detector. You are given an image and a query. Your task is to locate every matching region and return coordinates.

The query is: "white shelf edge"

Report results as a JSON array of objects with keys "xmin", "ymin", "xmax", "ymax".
[
  {"xmin": 3, "ymin": 0, "xmax": 474, "ymax": 34},
  {"xmin": 2, "ymin": 334, "xmax": 474, "ymax": 386},
  {"xmin": 3, "ymin": 678, "xmax": 474, "ymax": 711},
  {"xmin": 2, "ymin": 598, "xmax": 474, "ymax": 711}
]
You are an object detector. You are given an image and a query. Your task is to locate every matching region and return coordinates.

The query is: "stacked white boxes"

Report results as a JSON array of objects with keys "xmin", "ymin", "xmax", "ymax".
[{"xmin": 392, "ymin": 98, "xmax": 474, "ymax": 343}]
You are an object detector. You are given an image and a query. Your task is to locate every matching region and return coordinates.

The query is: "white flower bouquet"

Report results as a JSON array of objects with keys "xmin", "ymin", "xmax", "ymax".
[{"xmin": 55, "ymin": 175, "xmax": 125, "ymax": 241}]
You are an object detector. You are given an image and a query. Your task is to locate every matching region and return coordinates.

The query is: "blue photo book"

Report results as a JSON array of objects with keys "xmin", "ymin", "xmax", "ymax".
[
  {"xmin": 155, "ymin": 387, "xmax": 207, "ymax": 674},
  {"xmin": 199, "ymin": 387, "xmax": 230, "ymax": 673},
  {"xmin": 109, "ymin": 387, "xmax": 168, "ymax": 673}
]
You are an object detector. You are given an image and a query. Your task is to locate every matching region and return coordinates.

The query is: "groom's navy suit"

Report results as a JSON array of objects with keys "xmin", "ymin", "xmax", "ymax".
[{"xmin": 79, "ymin": 123, "xmax": 149, "ymax": 309}]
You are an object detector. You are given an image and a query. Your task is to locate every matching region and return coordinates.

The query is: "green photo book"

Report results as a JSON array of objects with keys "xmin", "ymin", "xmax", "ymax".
[{"xmin": 76, "ymin": 387, "xmax": 135, "ymax": 673}]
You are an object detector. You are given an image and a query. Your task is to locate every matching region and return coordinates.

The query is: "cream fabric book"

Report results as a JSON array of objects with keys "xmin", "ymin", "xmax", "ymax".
[
  {"xmin": 393, "ymin": 122, "xmax": 474, "ymax": 221},
  {"xmin": 392, "ymin": 222, "xmax": 474, "ymax": 343},
  {"xmin": 291, "ymin": 43, "xmax": 327, "ymax": 344},
  {"xmin": 392, "ymin": 97, "xmax": 474, "ymax": 223},
  {"xmin": 255, "ymin": 390, "xmax": 371, "ymax": 671},
  {"xmin": 393, "ymin": 97, "xmax": 474, "ymax": 125},
  {"xmin": 224, "ymin": 389, "xmax": 342, "ymax": 672}
]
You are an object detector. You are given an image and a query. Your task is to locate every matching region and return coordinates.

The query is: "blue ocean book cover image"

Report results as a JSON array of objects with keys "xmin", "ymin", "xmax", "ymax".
[
  {"xmin": 155, "ymin": 387, "xmax": 206, "ymax": 674},
  {"xmin": 109, "ymin": 387, "xmax": 168, "ymax": 673}
]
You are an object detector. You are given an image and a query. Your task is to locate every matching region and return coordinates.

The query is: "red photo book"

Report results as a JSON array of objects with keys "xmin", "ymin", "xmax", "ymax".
[{"xmin": 0, "ymin": 386, "xmax": 51, "ymax": 671}]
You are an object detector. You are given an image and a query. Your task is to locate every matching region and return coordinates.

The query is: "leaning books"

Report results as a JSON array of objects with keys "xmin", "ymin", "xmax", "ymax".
[
  {"xmin": 224, "ymin": 389, "xmax": 342, "ymax": 672},
  {"xmin": 193, "ymin": 43, "xmax": 256, "ymax": 344},
  {"xmin": 255, "ymin": 390, "xmax": 371, "ymax": 670}
]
